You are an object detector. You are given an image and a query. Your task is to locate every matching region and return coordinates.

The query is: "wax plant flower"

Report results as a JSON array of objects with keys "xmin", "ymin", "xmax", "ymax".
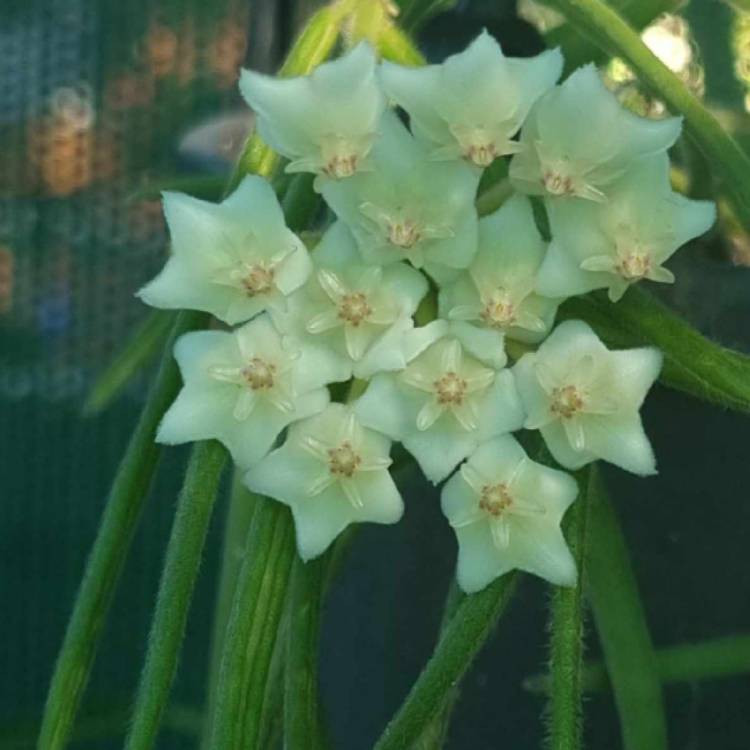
[
  {"xmin": 245, "ymin": 404, "xmax": 403, "ymax": 561},
  {"xmin": 380, "ymin": 30, "xmax": 562, "ymax": 168},
  {"xmin": 271, "ymin": 221, "xmax": 429, "ymax": 379},
  {"xmin": 536, "ymin": 155, "xmax": 717, "ymax": 301},
  {"xmin": 240, "ymin": 42, "xmax": 386, "ymax": 181},
  {"xmin": 137, "ymin": 176, "xmax": 311, "ymax": 325},
  {"xmin": 513, "ymin": 320, "xmax": 662, "ymax": 475},
  {"xmin": 442, "ymin": 435, "xmax": 578, "ymax": 592},
  {"xmin": 439, "ymin": 193, "xmax": 562, "ymax": 345},
  {"xmin": 156, "ymin": 315, "xmax": 331, "ymax": 468},
  {"xmin": 321, "ymin": 111, "xmax": 481, "ymax": 282},
  {"xmin": 509, "ymin": 64, "xmax": 681, "ymax": 202},
  {"xmin": 356, "ymin": 327, "xmax": 525, "ymax": 484}
]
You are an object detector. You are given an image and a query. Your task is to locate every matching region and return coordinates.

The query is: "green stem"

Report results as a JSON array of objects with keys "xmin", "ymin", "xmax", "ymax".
[
  {"xmin": 123, "ymin": 440, "xmax": 227, "ymax": 750},
  {"xmin": 200, "ymin": 478, "xmax": 259, "ymax": 750},
  {"xmin": 83, "ymin": 310, "xmax": 174, "ymax": 416},
  {"xmin": 284, "ymin": 554, "xmax": 330, "ymax": 750},
  {"xmin": 586, "ymin": 467, "xmax": 667, "ymax": 750},
  {"xmin": 526, "ymin": 633, "xmax": 750, "ymax": 693},
  {"xmin": 546, "ymin": 0, "xmax": 681, "ymax": 74},
  {"xmin": 378, "ymin": 24, "xmax": 426, "ymax": 65},
  {"xmin": 373, "ymin": 574, "xmax": 517, "ymax": 750},
  {"xmin": 412, "ymin": 580, "xmax": 464, "ymax": 750},
  {"xmin": 546, "ymin": 468, "xmax": 592, "ymax": 750},
  {"xmin": 208, "ymin": 501, "xmax": 296, "ymax": 750},
  {"xmin": 36, "ymin": 310, "xmax": 206, "ymax": 750},
  {"xmin": 548, "ymin": 0, "xmax": 750, "ymax": 230}
]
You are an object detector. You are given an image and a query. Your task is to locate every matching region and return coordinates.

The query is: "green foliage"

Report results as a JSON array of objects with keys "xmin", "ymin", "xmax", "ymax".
[
  {"xmin": 545, "ymin": 468, "xmax": 592, "ymax": 750},
  {"xmin": 586, "ymin": 467, "xmax": 667, "ymax": 750},
  {"xmin": 37, "ymin": 310, "xmax": 208, "ymax": 750},
  {"xmin": 374, "ymin": 574, "xmax": 517, "ymax": 750},
  {"xmin": 124, "ymin": 440, "xmax": 227, "ymax": 750}
]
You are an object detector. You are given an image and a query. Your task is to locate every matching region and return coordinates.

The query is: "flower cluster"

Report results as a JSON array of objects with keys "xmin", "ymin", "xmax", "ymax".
[{"xmin": 139, "ymin": 33, "xmax": 715, "ymax": 592}]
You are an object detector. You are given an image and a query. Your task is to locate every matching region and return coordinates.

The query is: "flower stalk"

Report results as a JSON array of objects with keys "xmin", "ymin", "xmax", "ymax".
[
  {"xmin": 124, "ymin": 440, "xmax": 227, "ymax": 750},
  {"xmin": 208, "ymin": 501, "xmax": 296, "ymax": 750},
  {"xmin": 373, "ymin": 573, "xmax": 517, "ymax": 750}
]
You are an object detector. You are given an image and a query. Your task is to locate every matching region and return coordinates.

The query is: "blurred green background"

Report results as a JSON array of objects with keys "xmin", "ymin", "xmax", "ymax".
[{"xmin": 1, "ymin": 0, "xmax": 750, "ymax": 747}]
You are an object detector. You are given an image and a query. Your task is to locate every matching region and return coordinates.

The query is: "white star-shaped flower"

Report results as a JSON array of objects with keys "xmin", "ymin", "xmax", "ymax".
[
  {"xmin": 321, "ymin": 111, "xmax": 481, "ymax": 283},
  {"xmin": 240, "ymin": 42, "xmax": 386, "ymax": 182},
  {"xmin": 513, "ymin": 320, "xmax": 662, "ymax": 474},
  {"xmin": 381, "ymin": 31, "xmax": 562, "ymax": 168},
  {"xmin": 245, "ymin": 404, "xmax": 404, "ymax": 561},
  {"xmin": 439, "ymin": 193, "xmax": 562, "ymax": 345},
  {"xmin": 137, "ymin": 176, "xmax": 311, "ymax": 325},
  {"xmin": 509, "ymin": 64, "xmax": 681, "ymax": 202},
  {"xmin": 271, "ymin": 222, "xmax": 428, "ymax": 380},
  {"xmin": 355, "ymin": 326, "xmax": 525, "ymax": 484},
  {"xmin": 536, "ymin": 155, "xmax": 716, "ymax": 301},
  {"xmin": 442, "ymin": 435, "xmax": 578, "ymax": 592},
  {"xmin": 156, "ymin": 315, "xmax": 331, "ymax": 468}
]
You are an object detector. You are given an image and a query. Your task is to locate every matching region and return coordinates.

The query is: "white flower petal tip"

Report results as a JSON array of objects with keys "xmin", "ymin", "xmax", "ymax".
[
  {"xmin": 509, "ymin": 64, "xmax": 682, "ymax": 202},
  {"xmin": 155, "ymin": 315, "xmax": 329, "ymax": 467},
  {"xmin": 240, "ymin": 43, "xmax": 386, "ymax": 180},
  {"xmin": 442, "ymin": 435, "xmax": 578, "ymax": 592},
  {"xmin": 137, "ymin": 177, "xmax": 311, "ymax": 325},
  {"xmin": 512, "ymin": 319, "xmax": 661, "ymax": 475},
  {"xmin": 321, "ymin": 111, "xmax": 480, "ymax": 275},
  {"xmin": 355, "ymin": 332, "xmax": 525, "ymax": 485},
  {"xmin": 380, "ymin": 31, "xmax": 562, "ymax": 169},
  {"xmin": 244, "ymin": 403, "xmax": 403, "ymax": 561},
  {"xmin": 438, "ymin": 194, "xmax": 561, "ymax": 346},
  {"xmin": 536, "ymin": 156, "xmax": 716, "ymax": 300},
  {"xmin": 271, "ymin": 222, "xmax": 429, "ymax": 380}
]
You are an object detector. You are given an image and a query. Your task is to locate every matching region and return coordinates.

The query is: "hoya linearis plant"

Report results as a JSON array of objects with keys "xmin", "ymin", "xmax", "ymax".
[{"xmin": 37, "ymin": 2, "xmax": 750, "ymax": 750}]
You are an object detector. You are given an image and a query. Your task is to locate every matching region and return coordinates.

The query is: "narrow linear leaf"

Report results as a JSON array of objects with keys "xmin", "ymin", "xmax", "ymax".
[
  {"xmin": 547, "ymin": 0, "xmax": 750, "ymax": 230},
  {"xmin": 412, "ymin": 581, "xmax": 464, "ymax": 750},
  {"xmin": 124, "ymin": 440, "xmax": 227, "ymax": 750},
  {"xmin": 208, "ymin": 501, "xmax": 296, "ymax": 750},
  {"xmin": 546, "ymin": 0, "xmax": 682, "ymax": 74},
  {"xmin": 284, "ymin": 554, "xmax": 330, "ymax": 750},
  {"xmin": 37, "ymin": 309, "xmax": 207, "ymax": 750},
  {"xmin": 200, "ymin": 479, "xmax": 259, "ymax": 750},
  {"xmin": 560, "ymin": 287, "xmax": 750, "ymax": 413},
  {"xmin": 546, "ymin": 467, "xmax": 592, "ymax": 750},
  {"xmin": 373, "ymin": 574, "xmax": 517, "ymax": 750},
  {"xmin": 586, "ymin": 467, "xmax": 668, "ymax": 750},
  {"xmin": 83, "ymin": 310, "xmax": 174, "ymax": 416},
  {"xmin": 526, "ymin": 633, "xmax": 750, "ymax": 693}
]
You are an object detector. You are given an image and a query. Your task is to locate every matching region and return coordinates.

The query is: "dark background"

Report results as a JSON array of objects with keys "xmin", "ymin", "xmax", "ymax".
[{"xmin": 1, "ymin": 0, "xmax": 749, "ymax": 747}]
